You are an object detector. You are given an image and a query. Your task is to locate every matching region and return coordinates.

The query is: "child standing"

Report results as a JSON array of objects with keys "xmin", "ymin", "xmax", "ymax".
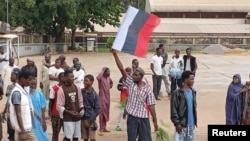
[
  {"xmin": 81, "ymin": 74, "xmax": 100, "ymax": 141},
  {"xmin": 49, "ymin": 72, "xmax": 64, "ymax": 141},
  {"xmin": 115, "ymin": 67, "xmax": 132, "ymax": 131}
]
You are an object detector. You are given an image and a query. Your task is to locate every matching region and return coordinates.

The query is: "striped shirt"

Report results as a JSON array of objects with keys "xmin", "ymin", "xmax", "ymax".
[{"xmin": 125, "ymin": 75, "xmax": 156, "ymax": 118}]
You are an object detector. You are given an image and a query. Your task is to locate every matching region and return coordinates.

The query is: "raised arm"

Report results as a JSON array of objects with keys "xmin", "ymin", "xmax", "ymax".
[{"xmin": 111, "ymin": 49, "xmax": 127, "ymax": 79}]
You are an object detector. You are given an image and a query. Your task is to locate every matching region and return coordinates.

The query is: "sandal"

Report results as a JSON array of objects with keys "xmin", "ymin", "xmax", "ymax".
[
  {"xmin": 103, "ymin": 129, "xmax": 111, "ymax": 132},
  {"xmin": 98, "ymin": 131, "xmax": 104, "ymax": 136}
]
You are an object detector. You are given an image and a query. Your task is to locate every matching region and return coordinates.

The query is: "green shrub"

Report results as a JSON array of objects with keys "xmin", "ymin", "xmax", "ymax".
[{"xmin": 105, "ymin": 37, "xmax": 115, "ymax": 48}]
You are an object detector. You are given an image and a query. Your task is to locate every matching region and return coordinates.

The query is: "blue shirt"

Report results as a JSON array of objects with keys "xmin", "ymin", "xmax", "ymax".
[
  {"xmin": 185, "ymin": 89, "xmax": 194, "ymax": 126},
  {"xmin": 81, "ymin": 88, "xmax": 100, "ymax": 122}
]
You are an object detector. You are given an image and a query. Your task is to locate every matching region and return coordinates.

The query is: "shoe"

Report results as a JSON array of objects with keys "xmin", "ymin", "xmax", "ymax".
[
  {"xmin": 115, "ymin": 126, "xmax": 122, "ymax": 131},
  {"xmin": 103, "ymin": 129, "xmax": 111, "ymax": 132},
  {"xmin": 98, "ymin": 131, "xmax": 104, "ymax": 136}
]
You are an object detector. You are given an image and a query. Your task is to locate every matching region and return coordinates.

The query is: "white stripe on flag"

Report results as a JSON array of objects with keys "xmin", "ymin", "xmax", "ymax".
[{"xmin": 112, "ymin": 6, "xmax": 139, "ymax": 51}]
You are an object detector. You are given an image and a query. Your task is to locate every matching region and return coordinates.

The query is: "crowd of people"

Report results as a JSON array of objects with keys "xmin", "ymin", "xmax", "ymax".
[
  {"xmin": 149, "ymin": 45, "xmax": 198, "ymax": 141},
  {"xmin": 225, "ymin": 74, "xmax": 250, "ymax": 126},
  {"xmin": 0, "ymin": 43, "xmax": 249, "ymax": 141},
  {"xmin": 0, "ymin": 50, "xmax": 102, "ymax": 141},
  {"xmin": 0, "ymin": 44, "xmax": 198, "ymax": 141}
]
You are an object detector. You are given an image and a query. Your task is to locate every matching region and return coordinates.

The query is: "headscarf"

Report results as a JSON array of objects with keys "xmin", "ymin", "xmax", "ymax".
[
  {"xmin": 27, "ymin": 57, "xmax": 34, "ymax": 62},
  {"xmin": 225, "ymin": 74, "xmax": 244, "ymax": 125}
]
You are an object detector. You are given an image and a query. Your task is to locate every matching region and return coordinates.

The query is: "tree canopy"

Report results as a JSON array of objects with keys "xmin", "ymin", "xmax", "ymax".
[
  {"xmin": 0, "ymin": 0, "xmax": 145, "ymax": 47},
  {"xmin": 1, "ymin": 0, "xmax": 123, "ymax": 42}
]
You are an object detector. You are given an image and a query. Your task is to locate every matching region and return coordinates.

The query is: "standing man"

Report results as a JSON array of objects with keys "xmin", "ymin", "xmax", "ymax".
[
  {"xmin": 56, "ymin": 69, "xmax": 84, "ymax": 141},
  {"xmin": 183, "ymin": 48, "xmax": 198, "ymax": 76},
  {"xmin": 59, "ymin": 55, "xmax": 70, "ymax": 70},
  {"xmin": 73, "ymin": 61, "xmax": 85, "ymax": 89},
  {"xmin": 2, "ymin": 67, "xmax": 20, "ymax": 141},
  {"xmin": 29, "ymin": 77, "xmax": 50, "ymax": 141},
  {"xmin": 49, "ymin": 58, "xmax": 64, "ymax": 89},
  {"xmin": 2, "ymin": 57, "xmax": 18, "ymax": 95},
  {"xmin": 8, "ymin": 69, "xmax": 37, "ymax": 141},
  {"xmin": 21, "ymin": 57, "xmax": 37, "ymax": 78},
  {"xmin": 169, "ymin": 49, "xmax": 184, "ymax": 98},
  {"xmin": 0, "ymin": 46, "xmax": 9, "ymax": 96},
  {"xmin": 40, "ymin": 53, "xmax": 53, "ymax": 100},
  {"xmin": 111, "ymin": 49, "xmax": 158, "ymax": 141},
  {"xmin": 150, "ymin": 47, "xmax": 163, "ymax": 100},
  {"xmin": 158, "ymin": 44, "xmax": 171, "ymax": 96},
  {"xmin": 171, "ymin": 71, "xmax": 197, "ymax": 141},
  {"xmin": 96, "ymin": 67, "xmax": 113, "ymax": 135},
  {"xmin": 70, "ymin": 57, "xmax": 85, "ymax": 72}
]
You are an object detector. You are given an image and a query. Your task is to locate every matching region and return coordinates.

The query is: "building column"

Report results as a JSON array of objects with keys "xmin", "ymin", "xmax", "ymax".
[
  {"xmin": 218, "ymin": 37, "xmax": 221, "ymax": 44},
  {"xmin": 243, "ymin": 38, "xmax": 246, "ymax": 45}
]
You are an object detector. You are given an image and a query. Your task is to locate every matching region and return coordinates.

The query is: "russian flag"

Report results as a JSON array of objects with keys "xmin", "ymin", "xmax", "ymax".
[{"xmin": 112, "ymin": 6, "xmax": 160, "ymax": 58}]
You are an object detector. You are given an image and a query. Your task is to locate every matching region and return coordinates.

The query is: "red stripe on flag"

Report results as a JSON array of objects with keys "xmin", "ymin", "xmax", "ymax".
[{"xmin": 134, "ymin": 14, "xmax": 160, "ymax": 58}]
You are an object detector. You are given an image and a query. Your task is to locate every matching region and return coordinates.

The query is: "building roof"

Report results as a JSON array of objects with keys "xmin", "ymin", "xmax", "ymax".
[
  {"xmin": 155, "ymin": 23, "xmax": 250, "ymax": 34},
  {"xmin": 90, "ymin": 16, "xmax": 250, "ymax": 35},
  {"xmin": 91, "ymin": 23, "xmax": 250, "ymax": 35},
  {"xmin": 0, "ymin": 34, "xmax": 18, "ymax": 39},
  {"xmin": 11, "ymin": 15, "xmax": 250, "ymax": 36},
  {"xmin": 146, "ymin": 0, "xmax": 250, "ymax": 12}
]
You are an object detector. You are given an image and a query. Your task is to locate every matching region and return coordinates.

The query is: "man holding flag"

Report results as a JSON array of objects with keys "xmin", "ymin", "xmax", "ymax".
[
  {"xmin": 111, "ymin": 49, "xmax": 158, "ymax": 141},
  {"xmin": 110, "ymin": 6, "xmax": 160, "ymax": 140}
]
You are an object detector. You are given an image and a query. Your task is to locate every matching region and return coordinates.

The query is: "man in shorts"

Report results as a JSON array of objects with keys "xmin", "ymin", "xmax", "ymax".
[{"xmin": 57, "ymin": 69, "xmax": 84, "ymax": 141}]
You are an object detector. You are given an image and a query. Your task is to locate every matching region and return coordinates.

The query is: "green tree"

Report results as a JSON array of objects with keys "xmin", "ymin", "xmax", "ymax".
[
  {"xmin": 0, "ymin": 0, "xmax": 123, "ymax": 48},
  {"xmin": 70, "ymin": 0, "xmax": 123, "ymax": 49}
]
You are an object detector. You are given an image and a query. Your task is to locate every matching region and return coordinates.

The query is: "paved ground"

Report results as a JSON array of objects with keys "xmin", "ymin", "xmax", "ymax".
[{"xmin": 1, "ymin": 50, "xmax": 250, "ymax": 141}]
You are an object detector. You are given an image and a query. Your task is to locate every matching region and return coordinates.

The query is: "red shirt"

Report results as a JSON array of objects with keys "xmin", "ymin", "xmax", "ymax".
[{"xmin": 52, "ymin": 85, "xmax": 60, "ymax": 116}]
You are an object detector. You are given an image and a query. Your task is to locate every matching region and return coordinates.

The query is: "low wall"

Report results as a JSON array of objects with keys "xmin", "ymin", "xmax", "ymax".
[
  {"xmin": 11, "ymin": 43, "xmax": 250, "ymax": 58},
  {"xmin": 12, "ymin": 43, "xmax": 70, "ymax": 58}
]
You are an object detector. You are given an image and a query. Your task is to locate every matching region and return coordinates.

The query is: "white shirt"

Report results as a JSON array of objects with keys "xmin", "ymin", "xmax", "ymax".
[
  {"xmin": 2, "ymin": 64, "xmax": 18, "ymax": 94},
  {"xmin": 185, "ymin": 58, "xmax": 191, "ymax": 71},
  {"xmin": 49, "ymin": 84, "xmax": 60, "ymax": 99},
  {"xmin": 49, "ymin": 66, "xmax": 64, "ymax": 87},
  {"xmin": 73, "ymin": 69, "xmax": 85, "ymax": 89},
  {"xmin": 151, "ymin": 55, "xmax": 163, "ymax": 75},
  {"xmin": 169, "ymin": 56, "xmax": 184, "ymax": 72},
  {"xmin": 0, "ymin": 53, "xmax": 9, "ymax": 75}
]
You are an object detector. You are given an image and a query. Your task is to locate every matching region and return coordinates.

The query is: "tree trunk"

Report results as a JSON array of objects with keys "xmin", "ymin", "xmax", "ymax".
[
  {"xmin": 55, "ymin": 29, "xmax": 65, "ymax": 43},
  {"xmin": 71, "ymin": 28, "xmax": 76, "ymax": 50}
]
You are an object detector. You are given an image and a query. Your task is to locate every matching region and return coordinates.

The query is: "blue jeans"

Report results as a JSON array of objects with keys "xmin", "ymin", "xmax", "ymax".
[
  {"xmin": 127, "ymin": 115, "xmax": 152, "ymax": 141},
  {"xmin": 174, "ymin": 125, "xmax": 195, "ymax": 141}
]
